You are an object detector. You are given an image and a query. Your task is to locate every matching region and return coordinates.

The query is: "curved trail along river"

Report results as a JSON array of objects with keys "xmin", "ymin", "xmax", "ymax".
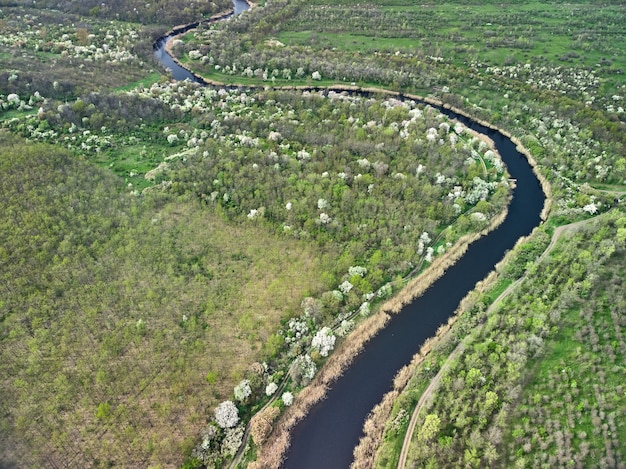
[{"xmin": 153, "ymin": 4, "xmax": 546, "ymax": 467}]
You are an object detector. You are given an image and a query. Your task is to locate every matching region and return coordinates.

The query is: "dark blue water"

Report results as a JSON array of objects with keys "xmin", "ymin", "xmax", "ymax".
[
  {"xmin": 283, "ymin": 126, "xmax": 545, "ymax": 468},
  {"xmin": 151, "ymin": 4, "xmax": 546, "ymax": 467}
]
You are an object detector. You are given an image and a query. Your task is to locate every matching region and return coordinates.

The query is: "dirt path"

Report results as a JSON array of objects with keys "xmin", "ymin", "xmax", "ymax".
[{"xmin": 396, "ymin": 217, "xmax": 594, "ymax": 469}]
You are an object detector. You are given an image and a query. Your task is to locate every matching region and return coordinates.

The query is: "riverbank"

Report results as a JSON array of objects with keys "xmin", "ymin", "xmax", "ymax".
[
  {"xmin": 384, "ymin": 207, "xmax": 625, "ymax": 468},
  {"xmin": 253, "ymin": 133, "xmax": 547, "ymax": 467},
  {"xmin": 392, "ymin": 218, "xmax": 588, "ymax": 469}
]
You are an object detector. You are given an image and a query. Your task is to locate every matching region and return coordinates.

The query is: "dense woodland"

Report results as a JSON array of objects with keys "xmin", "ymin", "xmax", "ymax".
[{"xmin": 1, "ymin": 0, "xmax": 625, "ymax": 467}]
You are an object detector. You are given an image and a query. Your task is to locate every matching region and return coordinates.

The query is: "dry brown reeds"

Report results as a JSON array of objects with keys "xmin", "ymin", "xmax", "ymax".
[
  {"xmin": 250, "ymin": 406, "xmax": 280, "ymax": 446},
  {"xmin": 350, "ymin": 348, "xmax": 427, "ymax": 469}
]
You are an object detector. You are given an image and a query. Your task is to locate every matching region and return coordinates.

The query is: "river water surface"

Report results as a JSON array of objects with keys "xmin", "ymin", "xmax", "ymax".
[{"xmin": 152, "ymin": 5, "xmax": 546, "ymax": 467}]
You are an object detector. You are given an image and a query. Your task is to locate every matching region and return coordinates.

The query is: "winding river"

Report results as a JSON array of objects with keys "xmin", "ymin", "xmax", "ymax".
[{"xmin": 153, "ymin": 4, "xmax": 546, "ymax": 467}]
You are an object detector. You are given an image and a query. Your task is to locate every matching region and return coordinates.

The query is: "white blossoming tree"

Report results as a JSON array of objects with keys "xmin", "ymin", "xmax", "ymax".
[
  {"xmin": 265, "ymin": 382, "xmax": 278, "ymax": 396},
  {"xmin": 311, "ymin": 327, "xmax": 336, "ymax": 357},
  {"xmin": 319, "ymin": 213, "xmax": 331, "ymax": 224},
  {"xmin": 339, "ymin": 280, "xmax": 353, "ymax": 295},
  {"xmin": 234, "ymin": 379, "xmax": 252, "ymax": 401},
  {"xmin": 291, "ymin": 354, "xmax": 317, "ymax": 385},
  {"xmin": 282, "ymin": 391, "xmax": 294, "ymax": 406},
  {"xmin": 214, "ymin": 400, "xmax": 239, "ymax": 429},
  {"xmin": 348, "ymin": 266, "xmax": 367, "ymax": 277}
]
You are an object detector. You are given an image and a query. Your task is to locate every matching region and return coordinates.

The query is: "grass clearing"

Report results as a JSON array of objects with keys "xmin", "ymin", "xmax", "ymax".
[{"xmin": 114, "ymin": 72, "xmax": 162, "ymax": 92}]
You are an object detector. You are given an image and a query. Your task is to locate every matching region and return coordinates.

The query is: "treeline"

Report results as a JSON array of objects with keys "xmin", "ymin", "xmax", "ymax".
[{"xmin": 0, "ymin": 0, "xmax": 233, "ymax": 24}]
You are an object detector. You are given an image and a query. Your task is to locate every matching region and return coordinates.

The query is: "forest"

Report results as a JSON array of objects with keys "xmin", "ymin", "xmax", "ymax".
[{"xmin": 0, "ymin": 0, "xmax": 624, "ymax": 468}]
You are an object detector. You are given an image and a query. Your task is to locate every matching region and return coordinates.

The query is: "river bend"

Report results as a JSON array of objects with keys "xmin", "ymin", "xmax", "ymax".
[{"xmin": 152, "ymin": 6, "xmax": 546, "ymax": 467}]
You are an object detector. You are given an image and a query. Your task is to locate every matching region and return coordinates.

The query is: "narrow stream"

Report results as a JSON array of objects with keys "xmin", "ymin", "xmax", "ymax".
[{"xmin": 152, "ymin": 5, "xmax": 546, "ymax": 467}]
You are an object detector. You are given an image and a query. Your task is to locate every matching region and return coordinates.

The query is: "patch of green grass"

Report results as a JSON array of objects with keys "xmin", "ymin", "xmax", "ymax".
[
  {"xmin": 114, "ymin": 72, "xmax": 162, "ymax": 91},
  {"xmin": 589, "ymin": 182, "xmax": 626, "ymax": 192},
  {"xmin": 0, "ymin": 108, "xmax": 38, "ymax": 120},
  {"xmin": 482, "ymin": 278, "xmax": 513, "ymax": 305},
  {"xmin": 276, "ymin": 30, "xmax": 419, "ymax": 53}
]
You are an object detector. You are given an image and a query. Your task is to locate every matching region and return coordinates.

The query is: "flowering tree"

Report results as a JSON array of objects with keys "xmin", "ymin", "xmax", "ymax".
[
  {"xmin": 282, "ymin": 392, "xmax": 294, "ymax": 406},
  {"xmin": 339, "ymin": 280, "xmax": 353, "ymax": 295},
  {"xmin": 221, "ymin": 425, "xmax": 244, "ymax": 457},
  {"xmin": 348, "ymin": 266, "xmax": 367, "ymax": 277},
  {"xmin": 214, "ymin": 400, "xmax": 239, "ymax": 429},
  {"xmin": 234, "ymin": 379, "xmax": 252, "ymax": 401},
  {"xmin": 265, "ymin": 382, "xmax": 278, "ymax": 396},
  {"xmin": 311, "ymin": 327, "xmax": 336, "ymax": 357},
  {"xmin": 291, "ymin": 354, "xmax": 317, "ymax": 385}
]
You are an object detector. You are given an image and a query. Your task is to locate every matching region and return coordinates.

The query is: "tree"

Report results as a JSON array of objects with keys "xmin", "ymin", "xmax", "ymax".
[
  {"xmin": 282, "ymin": 392, "xmax": 294, "ymax": 406},
  {"xmin": 234, "ymin": 379, "xmax": 252, "ymax": 402},
  {"xmin": 418, "ymin": 414, "xmax": 440, "ymax": 442},
  {"xmin": 311, "ymin": 327, "xmax": 336, "ymax": 357},
  {"xmin": 214, "ymin": 401, "xmax": 239, "ymax": 429}
]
